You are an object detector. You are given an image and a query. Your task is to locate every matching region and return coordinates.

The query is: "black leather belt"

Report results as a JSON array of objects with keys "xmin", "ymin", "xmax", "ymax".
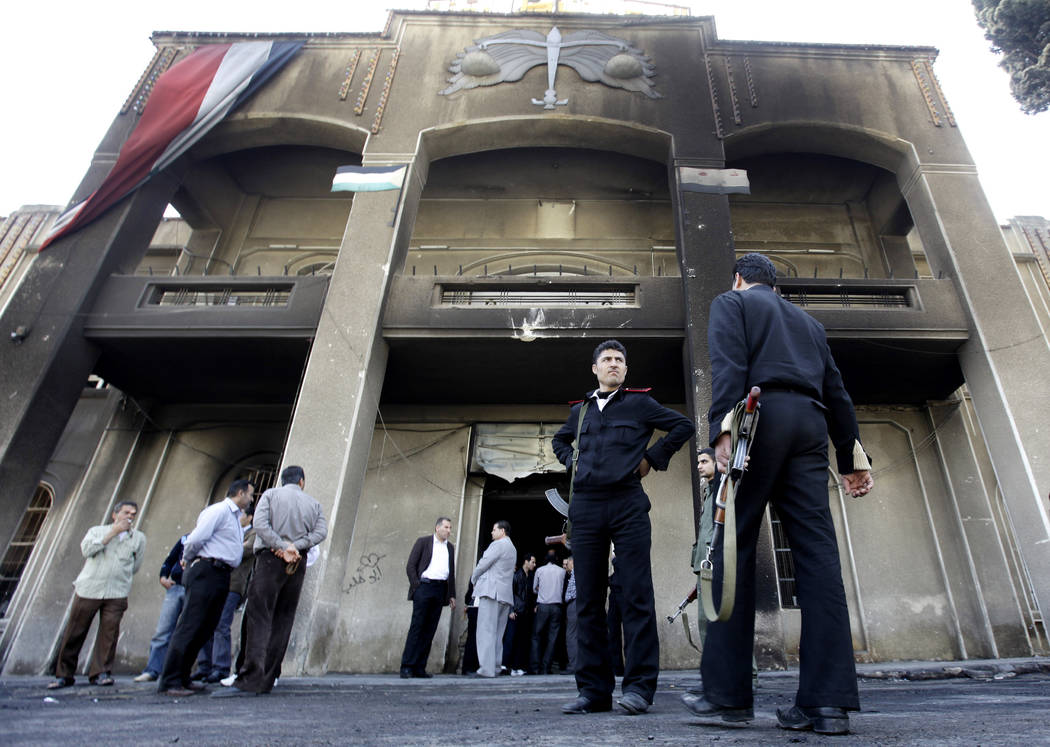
[
  {"xmin": 760, "ymin": 384, "xmax": 816, "ymax": 398},
  {"xmin": 193, "ymin": 557, "xmax": 233, "ymax": 571}
]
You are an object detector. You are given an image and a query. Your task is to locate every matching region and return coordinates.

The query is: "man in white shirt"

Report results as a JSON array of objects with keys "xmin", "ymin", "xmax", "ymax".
[
  {"xmin": 531, "ymin": 550, "xmax": 567, "ymax": 675},
  {"xmin": 399, "ymin": 517, "xmax": 457, "ymax": 678},
  {"xmin": 157, "ymin": 479, "xmax": 254, "ymax": 696}
]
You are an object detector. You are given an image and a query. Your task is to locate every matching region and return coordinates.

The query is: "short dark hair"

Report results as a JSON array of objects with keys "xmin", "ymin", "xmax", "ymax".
[
  {"xmin": 495, "ymin": 519, "xmax": 511, "ymax": 535},
  {"xmin": 522, "ymin": 552, "xmax": 536, "ymax": 565},
  {"xmin": 227, "ymin": 479, "xmax": 254, "ymax": 497},
  {"xmin": 699, "ymin": 447, "xmax": 716, "ymax": 458},
  {"xmin": 112, "ymin": 500, "xmax": 138, "ymax": 514},
  {"xmin": 280, "ymin": 465, "xmax": 305, "ymax": 486},
  {"xmin": 435, "ymin": 516, "xmax": 452, "ymax": 528},
  {"xmin": 546, "ymin": 549, "xmax": 559, "ymax": 565},
  {"xmin": 592, "ymin": 339, "xmax": 627, "ymax": 365},
  {"xmin": 734, "ymin": 252, "xmax": 777, "ymax": 287}
]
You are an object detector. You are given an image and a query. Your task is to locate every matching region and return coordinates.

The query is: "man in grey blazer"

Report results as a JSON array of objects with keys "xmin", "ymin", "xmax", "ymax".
[{"xmin": 470, "ymin": 520, "xmax": 517, "ymax": 678}]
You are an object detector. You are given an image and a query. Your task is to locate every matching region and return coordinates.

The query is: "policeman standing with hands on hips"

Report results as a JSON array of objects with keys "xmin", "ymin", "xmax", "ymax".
[
  {"xmin": 553, "ymin": 339, "xmax": 694, "ymax": 716},
  {"xmin": 682, "ymin": 253, "xmax": 872, "ymax": 736}
]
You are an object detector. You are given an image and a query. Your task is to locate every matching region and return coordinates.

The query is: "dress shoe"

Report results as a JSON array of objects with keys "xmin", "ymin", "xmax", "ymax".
[
  {"xmin": 411, "ymin": 671, "xmax": 433, "ymax": 679},
  {"xmin": 133, "ymin": 672, "xmax": 157, "ymax": 683},
  {"xmin": 617, "ymin": 691, "xmax": 651, "ymax": 715},
  {"xmin": 89, "ymin": 673, "xmax": 115, "ymax": 686},
  {"xmin": 185, "ymin": 681, "xmax": 207, "ymax": 692},
  {"xmin": 399, "ymin": 669, "xmax": 412, "ymax": 679},
  {"xmin": 47, "ymin": 677, "xmax": 74, "ymax": 690},
  {"xmin": 210, "ymin": 685, "xmax": 255, "ymax": 698},
  {"xmin": 159, "ymin": 687, "xmax": 198, "ymax": 697},
  {"xmin": 190, "ymin": 671, "xmax": 209, "ymax": 682},
  {"xmin": 561, "ymin": 695, "xmax": 613, "ymax": 714},
  {"xmin": 777, "ymin": 705, "xmax": 850, "ymax": 735},
  {"xmin": 204, "ymin": 672, "xmax": 226, "ymax": 684},
  {"xmin": 681, "ymin": 692, "xmax": 754, "ymax": 723}
]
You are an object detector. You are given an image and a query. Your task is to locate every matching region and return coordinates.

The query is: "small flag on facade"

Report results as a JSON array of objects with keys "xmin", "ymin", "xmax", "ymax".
[
  {"xmin": 678, "ymin": 167, "xmax": 750, "ymax": 195},
  {"xmin": 331, "ymin": 165, "xmax": 408, "ymax": 192}
]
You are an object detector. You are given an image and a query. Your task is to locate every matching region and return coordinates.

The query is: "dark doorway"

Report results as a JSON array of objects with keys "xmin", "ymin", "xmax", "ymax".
[{"xmin": 476, "ymin": 474, "xmax": 571, "ymax": 566}]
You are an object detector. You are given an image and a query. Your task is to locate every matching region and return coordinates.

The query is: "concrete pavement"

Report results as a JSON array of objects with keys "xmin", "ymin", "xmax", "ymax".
[{"xmin": 3, "ymin": 658, "xmax": 1049, "ymax": 745}]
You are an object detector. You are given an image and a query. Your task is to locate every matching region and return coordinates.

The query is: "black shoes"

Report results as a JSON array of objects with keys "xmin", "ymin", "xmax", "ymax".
[
  {"xmin": 210, "ymin": 686, "xmax": 255, "ymax": 698},
  {"xmin": 680, "ymin": 692, "xmax": 754, "ymax": 723},
  {"xmin": 401, "ymin": 668, "xmax": 433, "ymax": 678},
  {"xmin": 777, "ymin": 705, "xmax": 850, "ymax": 735},
  {"xmin": 617, "ymin": 691, "xmax": 651, "ymax": 715},
  {"xmin": 561, "ymin": 695, "xmax": 613, "ymax": 714}
]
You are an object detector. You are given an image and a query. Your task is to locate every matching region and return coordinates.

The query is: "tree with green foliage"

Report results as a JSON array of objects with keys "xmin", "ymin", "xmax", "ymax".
[{"xmin": 973, "ymin": 0, "xmax": 1050, "ymax": 114}]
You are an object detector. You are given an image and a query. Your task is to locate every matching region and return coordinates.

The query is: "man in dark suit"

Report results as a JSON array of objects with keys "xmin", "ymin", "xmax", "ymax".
[
  {"xmin": 682, "ymin": 253, "xmax": 873, "ymax": 736},
  {"xmin": 399, "ymin": 516, "xmax": 457, "ymax": 678}
]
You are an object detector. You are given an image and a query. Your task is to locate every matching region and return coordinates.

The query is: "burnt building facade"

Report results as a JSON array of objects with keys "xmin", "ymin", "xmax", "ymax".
[{"xmin": 1, "ymin": 11, "xmax": 1048, "ymax": 676}]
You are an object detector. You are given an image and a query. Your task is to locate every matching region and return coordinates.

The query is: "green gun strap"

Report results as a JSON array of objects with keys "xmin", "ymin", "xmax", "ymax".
[
  {"xmin": 699, "ymin": 399, "xmax": 744, "ymax": 623},
  {"xmin": 566, "ymin": 400, "xmax": 589, "ymax": 538},
  {"xmin": 699, "ymin": 476, "xmax": 736, "ymax": 622}
]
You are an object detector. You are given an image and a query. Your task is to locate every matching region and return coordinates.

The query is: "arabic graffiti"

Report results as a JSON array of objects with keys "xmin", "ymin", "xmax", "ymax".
[{"xmin": 344, "ymin": 551, "xmax": 387, "ymax": 593}]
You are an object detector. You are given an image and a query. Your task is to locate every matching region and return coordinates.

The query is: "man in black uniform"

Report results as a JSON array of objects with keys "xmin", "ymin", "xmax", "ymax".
[
  {"xmin": 682, "ymin": 253, "xmax": 873, "ymax": 735},
  {"xmin": 553, "ymin": 339, "xmax": 695, "ymax": 716}
]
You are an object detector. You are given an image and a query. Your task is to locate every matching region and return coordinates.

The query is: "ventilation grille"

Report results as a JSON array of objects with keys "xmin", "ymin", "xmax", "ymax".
[{"xmin": 439, "ymin": 285, "xmax": 637, "ymax": 308}]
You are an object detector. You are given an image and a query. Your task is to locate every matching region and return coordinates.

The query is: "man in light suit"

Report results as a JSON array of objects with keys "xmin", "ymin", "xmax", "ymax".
[
  {"xmin": 470, "ymin": 520, "xmax": 516, "ymax": 678},
  {"xmin": 400, "ymin": 517, "xmax": 457, "ymax": 678}
]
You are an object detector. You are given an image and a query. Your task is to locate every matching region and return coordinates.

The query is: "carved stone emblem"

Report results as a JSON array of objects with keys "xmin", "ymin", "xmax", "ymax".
[{"xmin": 439, "ymin": 26, "xmax": 661, "ymax": 109}]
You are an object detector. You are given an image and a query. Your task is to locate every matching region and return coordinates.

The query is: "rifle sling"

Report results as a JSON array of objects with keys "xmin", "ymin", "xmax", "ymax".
[{"xmin": 565, "ymin": 400, "xmax": 589, "ymax": 538}]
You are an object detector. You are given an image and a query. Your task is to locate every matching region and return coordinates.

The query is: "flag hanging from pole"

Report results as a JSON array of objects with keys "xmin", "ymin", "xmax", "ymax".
[
  {"xmin": 678, "ymin": 167, "xmax": 750, "ymax": 195},
  {"xmin": 40, "ymin": 40, "xmax": 304, "ymax": 251},
  {"xmin": 331, "ymin": 165, "xmax": 408, "ymax": 192}
]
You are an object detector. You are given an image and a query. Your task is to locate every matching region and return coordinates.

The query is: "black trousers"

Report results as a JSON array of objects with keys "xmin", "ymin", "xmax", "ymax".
[
  {"xmin": 399, "ymin": 579, "xmax": 447, "ymax": 674},
  {"xmin": 606, "ymin": 583, "xmax": 625, "ymax": 676},
  {"xmin": 234, "ymin": 552, "xmax": 306, "ymax": 693},
  {"xmin": 158, "ymin": 560, "xmax": 230, "ymax": 690},
  {"xmin": 510, "ymin": 610, "xmax": 533, "ymax": 670},
  {"xmin": 529, "ymin": 603, "xmax": 562, "ymax": 673},
  {"xmin": 570, "ymin": 485, "xmax": 658, "ymax": 703},
  {"xmin": 701, "ymin": 392, "xmax": 859, "ymax": 710}
]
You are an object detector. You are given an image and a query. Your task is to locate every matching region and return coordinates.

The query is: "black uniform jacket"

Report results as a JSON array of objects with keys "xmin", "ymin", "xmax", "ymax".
[
  {"xmin": 405, "ymin": 535, "xmax": 456, "ymax": 605},
  {"xmin": 552, "ymin": 387, "xmax": 695, "ymax": 491},
  {"xmin": 707, "ymin": 283, "xmax": 863, "ymax": 474}
]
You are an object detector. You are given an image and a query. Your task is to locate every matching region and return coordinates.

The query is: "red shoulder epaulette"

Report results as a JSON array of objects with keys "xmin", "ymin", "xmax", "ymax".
[
  {"xmin": 568, "ymin": 399, "xmax": 585, "ymax": 405},
  {"xmin": 624, "ymin": 387, "xmax": 652, "ymax": 393}
]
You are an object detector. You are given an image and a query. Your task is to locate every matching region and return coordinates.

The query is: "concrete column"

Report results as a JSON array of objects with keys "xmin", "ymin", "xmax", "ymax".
[
  {"xmin": 905, "ymin": 165, "xmax": 1050, "ymax": 624},
  {"xmin": 280, "ymin": 158, "xmax": 425, "ymax": 674},
  {"xmin": 0, "ymin": 172, "xmax": 179, "ymax": 555},
  {"xmin": 671, "ymin": 157, "xmax": 787, "ymax": 669},
  {"xmin": 881, "ymin": 235, "xmax": 918, "ymax": 279}
]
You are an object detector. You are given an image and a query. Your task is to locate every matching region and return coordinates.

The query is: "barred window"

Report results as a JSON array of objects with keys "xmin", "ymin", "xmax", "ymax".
[
  {"xmin": 769, "ymin": 505, "xmax": 799, "ymax": 609},
  {"xmin": 0, "ymin": 484, "xmax": 53, "ymax": 618}
]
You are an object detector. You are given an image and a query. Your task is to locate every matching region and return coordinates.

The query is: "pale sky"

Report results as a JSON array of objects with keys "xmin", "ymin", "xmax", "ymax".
[{"xmin": 2, "ymin": 1, "xmax": 1047, "ymax": 223}]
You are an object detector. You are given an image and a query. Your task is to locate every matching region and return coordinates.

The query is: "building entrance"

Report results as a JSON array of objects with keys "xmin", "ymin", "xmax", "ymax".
[{"xmin": 476, "ymin": 474, "xmax": 571, "ymax": 566}]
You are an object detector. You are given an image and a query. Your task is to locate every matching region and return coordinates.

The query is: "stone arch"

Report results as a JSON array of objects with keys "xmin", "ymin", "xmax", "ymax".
[
  {"xmin": 722, "ymin": 121, "xmax": 917, "ymax": 176},
  {"xmin": 190, "ymin": 112, "xmax": 370, "ymax": 161},
  {"xmin": 418, "ymin": 115, "xmax": 672, "ymax": 165}
]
